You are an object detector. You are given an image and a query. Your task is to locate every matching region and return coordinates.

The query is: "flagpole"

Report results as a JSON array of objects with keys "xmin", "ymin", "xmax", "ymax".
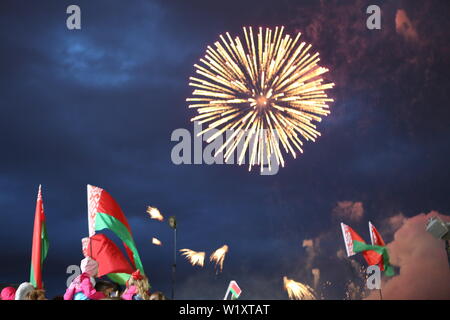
[
  {"xmin": 379, "ymin": 288, "xmax": 383, "ymax": 300},
  {"xmin": 169, "ymin": 216, "xmax": 177, "ymax": 300},
  {"xmin": 223, "ymin": 283, "xmax": 231, "ymax": 300},
  {"xmin": 172, "ymin": 226, "xmax": 176, "ymax": 300}
]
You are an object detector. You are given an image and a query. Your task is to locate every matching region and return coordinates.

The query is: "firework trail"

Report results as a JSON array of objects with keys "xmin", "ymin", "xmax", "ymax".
[
  {"xmin": 180, "ymin": 249, "xmax": 205, "ymax": 267},
  {"xmin": 187, "ymin": 26, "xmax": 334, "ymax": 172},
  {"xmin": 312, "ymin": 268, "xmax": 320, "ymax": 289},
  {"xmin": 151, "ymin": 237, "xmax": 162, "ymax": 246},
  {"xmin": 147, "ymin": 206, "xmax": 164, "ymax": 221},
  {"xmin": 283, "ymin": 276, "xmax": 316, "ymax": 300},
  {"xmin": 210, "ymin": 245, "xmax": 229, "ymax": 273}
]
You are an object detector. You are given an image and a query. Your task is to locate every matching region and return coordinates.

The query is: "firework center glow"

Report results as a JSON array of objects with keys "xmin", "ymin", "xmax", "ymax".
[{"xmin": 255, "ymin": 95, "xmax": 269, "ymax": 108}]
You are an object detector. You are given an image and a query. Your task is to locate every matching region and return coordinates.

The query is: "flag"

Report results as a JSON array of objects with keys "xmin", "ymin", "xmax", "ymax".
[
  {"xmin": 224, "ymin": 280, "xmax": 241, "ymax": 300},
  {"xmin": 341, "ymin": 223, "xmax": 394, "ymax": 276},
  {"xmin": 369, "ymin": 221, "xmax": 386, "ymax": 246},
  {"xmin": 340, "ymin": 222, "xmax": 363, "ymax": 257},
  {"xmin": 30, "ymin": 185, "xmax": 49, "ymax": 289},
  {"xmin": 368, "ymin": 222, "xmax": 394, "ymax": 275},
  {"xmin": 87, "ymin": 185, "xmax": 145, "ymax": 284},
  {"xmin": 83, "ymin": 234, "xmax": 134, "ymax": 277}
]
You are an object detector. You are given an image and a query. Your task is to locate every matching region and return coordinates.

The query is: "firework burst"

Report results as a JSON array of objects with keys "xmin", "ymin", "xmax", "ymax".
[
  {"xmin": 180, "ymin": 249, "xmax": 205, "ymax": 267},
  {"xmin": 283, "ymin": 276, "xmax": 316, "ymax": 300},
  {"xmin": 151, "ymin": 237, "xmax": 162, "ymax": 246},
  {"xmin": 146, "ymin": 206, "xmax": 164, "ymax": 221},
  {"xmin": 187, "ymin": 26, "xmax": 334, "ymax": 172},
  {"xmin": 210, "ymin": 245, "xmax": 229, "ymax": 273}
]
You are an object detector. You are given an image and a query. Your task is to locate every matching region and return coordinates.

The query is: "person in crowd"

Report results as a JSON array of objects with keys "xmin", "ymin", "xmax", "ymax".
[
  {"xmin": 1, "ymin": 287, "xmax": 16, "ymax": 300},
  {"xmin": 100, "ymin": 296, "xmax": 122, "ymax": 300},
  {"xmin": 64, "ymin": 257, "xmax": 105, "ymax": 300},
  {"xmin": 14, "ymin": 282, "xmax": 46, "ymax": 300},
  {"xmin": 15, "ymin": 282, "xmax": 34, "ymax": 300},
  {"xmin": 149, "ymin": 291, "xmax": 166, "ymax": 300},
  {"xmin": 122, "ymin": 270, "xmax": 150, "ymax": 300},
  {"xmin": 27, "ymin": 289, "xmax": 46, "ymax": 300},
  {"xmin": 95, "ymin": 280, "xmax": 121, "ymax": 299}
]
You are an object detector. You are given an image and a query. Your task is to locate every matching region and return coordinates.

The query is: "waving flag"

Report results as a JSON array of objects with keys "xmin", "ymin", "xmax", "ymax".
[
  {"xmin": 30, "ymin": 185, "xmax": 49, "ymax": 289},
  {"xmin": 82, "ymin": 234, "xmax": 134, "ymax": 277},
  {"xmin": 369, "ymin": 221, "xmax": 386, "ymax": 246},
  {"xmin": 368, "ymin": 221, "xmax": 394, "ymax": 275},
  {"xmin": 341, "ymin": 223, "xmax": 394, "ymax": 276},
  {"xmin": 87, "ymin": 185, "xmax": 145, "ymax": 284},
  {"xmin": 223, "ymin": 280, "xmax": 242, "ymax": 300}
]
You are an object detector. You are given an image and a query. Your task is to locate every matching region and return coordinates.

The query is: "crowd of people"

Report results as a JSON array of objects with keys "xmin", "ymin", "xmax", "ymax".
[{"xmin": 0, "ymin": 257, "xmax": 166, "ymax": 301}]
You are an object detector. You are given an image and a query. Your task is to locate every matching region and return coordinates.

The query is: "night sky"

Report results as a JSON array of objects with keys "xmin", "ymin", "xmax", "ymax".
[{"xmin": 1, "ymin": 0, "xmax": 449, "ymax": 299}]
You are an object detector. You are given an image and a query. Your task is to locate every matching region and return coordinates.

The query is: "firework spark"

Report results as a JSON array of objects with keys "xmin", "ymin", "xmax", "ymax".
[
  {"xmin": 210, "ymin": 245, "xmax": 229, "ymax": 273},
  {"xmin": 283, "ymin": 276, "xmax": 316, "ymax": 300},
  {"xmin": 180, "ymin": 249, "xmax": 205, "ymax": 267},
  {"xmin": 187, "ymin": 26, "xmax": 334, "ymax": 172},
  {"xmin": 146, "ymin": 206, "xmax": 164, "ymax": 221},
  {"xmin": 152, "ymin": 237, "xmax": 162, "ymax": 246},
  {"xmin": 312, "ymin": 268, "xmax": 320, "ymax": 289}
]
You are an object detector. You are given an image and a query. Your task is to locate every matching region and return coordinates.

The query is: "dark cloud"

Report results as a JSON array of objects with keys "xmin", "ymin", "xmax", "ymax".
[
  {"xmin": 0, "ymin": 0, "xmax": 449, "ymax": 299},
  {"xmin": 332, "ymin": 201, "xmax": 364, "ymax": 222}
]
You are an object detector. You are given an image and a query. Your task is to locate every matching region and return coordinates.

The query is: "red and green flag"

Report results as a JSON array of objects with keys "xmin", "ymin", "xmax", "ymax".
[
  {"xmin": 30, "ymin": 185, "xmax": 49, "ymax": 289},
  {"xmin": 369, "ymin": 221, "xmax": 386, "ymax": 246},
  {"xmin": 82, "ymin": 234, "xmax": 134, "ymax": 277},
  {"xmin": 368, "ymin": 221, "xmax": 394, "ymax": 274},
  {"xmin": 224, "ymin": 280, "xmax": 242, "ymax": 300},
  {"xmin": 341, "ymin": 223, "xmax": 394, "ymax": 277},
  {"xmin": 87, "ymin": 185, "xmax": 144, "ymax": 284}
]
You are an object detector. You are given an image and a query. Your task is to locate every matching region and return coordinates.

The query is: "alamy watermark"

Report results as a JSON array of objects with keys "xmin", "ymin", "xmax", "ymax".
[
  {"xmin": 66, "ymin": 5, "xmax": 81, "ymax": 30},
  {"xmin": 66, "ymin": 264, "xmax": 81, "ymax": 287},
  {"xmin": 366, "ymin": 5, "xmax": 381, "ymax": 30},
  {"xmin": 366, "ymin": 265, "xmax": 381, "ymax": 290},
  {"xmin": 171, "ymin": 121, "xmax": 280, "ymax": 175}
]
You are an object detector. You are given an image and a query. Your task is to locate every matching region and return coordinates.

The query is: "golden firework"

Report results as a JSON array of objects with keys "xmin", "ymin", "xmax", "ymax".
[
  {"xmin": 180, "ymin": 249, "xmax": 205, "ymax": 267},
  {"xmin": 187, "ymin": 26, "xmax": 334, "ymax": 172},
  {"xmin": 146, "ymin": 206, "xmax": 164, "ymax": 221},
  {"xmin": 283, "ymin": 276, "xmax": 316, "ymax": 300},
  {"xmin": 151, "ymin": 237, "xmax": 162, "ymax": 246},
  {"xmin": 210, "ymin": 244, "xmax": 229, "ymax": 273}
]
